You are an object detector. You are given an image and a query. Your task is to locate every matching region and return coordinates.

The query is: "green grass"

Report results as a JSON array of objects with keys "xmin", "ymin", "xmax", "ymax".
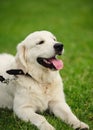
[{"xmin": 0, "ymin": 0, "xmax": 93, "ymax": 129}]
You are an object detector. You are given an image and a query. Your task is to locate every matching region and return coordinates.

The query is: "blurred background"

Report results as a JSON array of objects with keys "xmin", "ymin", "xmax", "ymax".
[
  {"xmin": 0, "ymin": 0, "xmax": 93, "ymax": 130},
  {"xmin": 0, "ymin": 0, "xmax": 93, "ymax": 53}
]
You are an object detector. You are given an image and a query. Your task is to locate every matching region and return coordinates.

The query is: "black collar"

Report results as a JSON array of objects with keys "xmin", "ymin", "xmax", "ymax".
[
  {"xmin": 0, "ymin": 75, "xmax": 5, "ymax": 82},
  {"xmin": 0, "ymin": 69, "xmax": 32, "ymax": 84},
  {"xmin": 6, "ymin": 69, "xmax": 32, "ymax": 78}
]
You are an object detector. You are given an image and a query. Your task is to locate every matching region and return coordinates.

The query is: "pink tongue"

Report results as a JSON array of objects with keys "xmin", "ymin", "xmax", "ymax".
[{"xmin": 49, "ymin": 59, "xmax": 63, "ymax": 70}]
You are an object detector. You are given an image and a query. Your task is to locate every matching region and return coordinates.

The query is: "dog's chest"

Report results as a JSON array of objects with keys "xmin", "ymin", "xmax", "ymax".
[
  {"xmin": 17, "ymin": 76, "xmax": 60, "ymax": 112},
  {"xmin": 41, "ymin": 83, "xmax": 54, "ymax": 95},
  {"xmin": 34, "ymin": 83, "xmax": 56, "ymax": 111},
  {"xmin": 30, "ymin": 83, "xmax": 56, "ymax": 111}
]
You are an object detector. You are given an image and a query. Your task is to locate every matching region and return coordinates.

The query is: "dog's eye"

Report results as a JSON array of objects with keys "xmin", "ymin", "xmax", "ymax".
[{"xmin": 37, "ymin": 40, "xmax": 44, "ymax": 45}]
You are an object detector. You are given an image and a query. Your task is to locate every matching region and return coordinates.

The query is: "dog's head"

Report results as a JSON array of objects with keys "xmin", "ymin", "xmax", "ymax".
[{"xmin": 16, "ymin": 31, "xmax": 64, "ymax": 73}]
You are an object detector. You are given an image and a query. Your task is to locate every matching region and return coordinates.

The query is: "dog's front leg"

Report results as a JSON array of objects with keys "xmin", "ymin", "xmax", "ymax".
[
  {"xmin": 14, "ymin": 104, "xmax": 55, "ymax": 130},
  {"xmin": 49, "ymin": 101, "xmax": 89, "ymax": 130}
]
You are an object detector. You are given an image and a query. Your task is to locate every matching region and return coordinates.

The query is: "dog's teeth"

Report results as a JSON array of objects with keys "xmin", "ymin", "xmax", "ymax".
[{"xmin": 44, "ymin": 59, "xmax": 50, "ymax": 64}]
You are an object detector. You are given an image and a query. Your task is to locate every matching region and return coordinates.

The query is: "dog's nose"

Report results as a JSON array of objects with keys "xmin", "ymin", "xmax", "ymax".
[{"xmin": 54, "ymin": 43, "xmax": 63, "ymax": 55}]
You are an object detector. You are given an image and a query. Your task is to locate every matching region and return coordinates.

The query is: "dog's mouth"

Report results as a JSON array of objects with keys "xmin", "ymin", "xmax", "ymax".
[{"xmin": 37, "ymin": 56, "xmax": 63, "ymax": 70}]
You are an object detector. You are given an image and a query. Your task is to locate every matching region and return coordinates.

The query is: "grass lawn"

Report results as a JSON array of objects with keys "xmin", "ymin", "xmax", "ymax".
[{"xmin": 0, "ymin": 0, "xmax": 93, "ymax": 130}]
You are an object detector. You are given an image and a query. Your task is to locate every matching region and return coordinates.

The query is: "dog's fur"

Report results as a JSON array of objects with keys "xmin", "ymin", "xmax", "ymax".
[{"xmin": 0, "ymin": 31, "xmax": 89, "ymax": 130}]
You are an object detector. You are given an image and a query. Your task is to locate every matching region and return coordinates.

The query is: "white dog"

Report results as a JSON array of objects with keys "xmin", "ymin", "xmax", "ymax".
[{"xmin": 0, "ymin": 31, "xmax": 89, "ymax": 130}]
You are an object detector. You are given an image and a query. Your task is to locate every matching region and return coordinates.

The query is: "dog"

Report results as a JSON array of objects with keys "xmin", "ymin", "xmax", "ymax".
[{"xmin": 0, "ymin": 31, "xmax": 89, "ymax": 130}]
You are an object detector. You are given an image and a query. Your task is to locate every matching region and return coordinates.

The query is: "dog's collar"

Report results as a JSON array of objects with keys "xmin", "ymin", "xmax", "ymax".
[
  {"xmin": 0, "ymin": 75, "xmax": 10, "ymax": 84},
  {"xmin": 0, "ymin": 69, "xmax": 34, "ymax": 85},
  {"xmin": 6, "ymin": 69, "xmax": 32, "ymax": 78},
  {"xmin": 0, "ymin": 75, "xmax": 5, "ymax": 82}
]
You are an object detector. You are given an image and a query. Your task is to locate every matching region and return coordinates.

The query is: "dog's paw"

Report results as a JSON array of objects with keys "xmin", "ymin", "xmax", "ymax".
[
  {"xmin": 40, "ymin": 121, "xmax": 55, "ymax": 130},
  {"xmin": 75, "ymin": 122, "xmax": 89, "ymax": 130}
]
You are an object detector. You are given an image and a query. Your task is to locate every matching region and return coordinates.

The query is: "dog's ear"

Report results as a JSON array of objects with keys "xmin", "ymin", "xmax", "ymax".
[{"xmin": 16, "ymin": 42, "xmax": 27, "ymax": 72}]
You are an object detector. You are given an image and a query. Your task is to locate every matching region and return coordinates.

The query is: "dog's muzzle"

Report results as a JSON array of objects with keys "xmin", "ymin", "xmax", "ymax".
[
  {"xmin": 54, "ymin": 43, "xmax": 63, "ymax": 55},
  {"xmin": 37, "ymin": 43, "xmax": 64, "ymax": 70}
]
